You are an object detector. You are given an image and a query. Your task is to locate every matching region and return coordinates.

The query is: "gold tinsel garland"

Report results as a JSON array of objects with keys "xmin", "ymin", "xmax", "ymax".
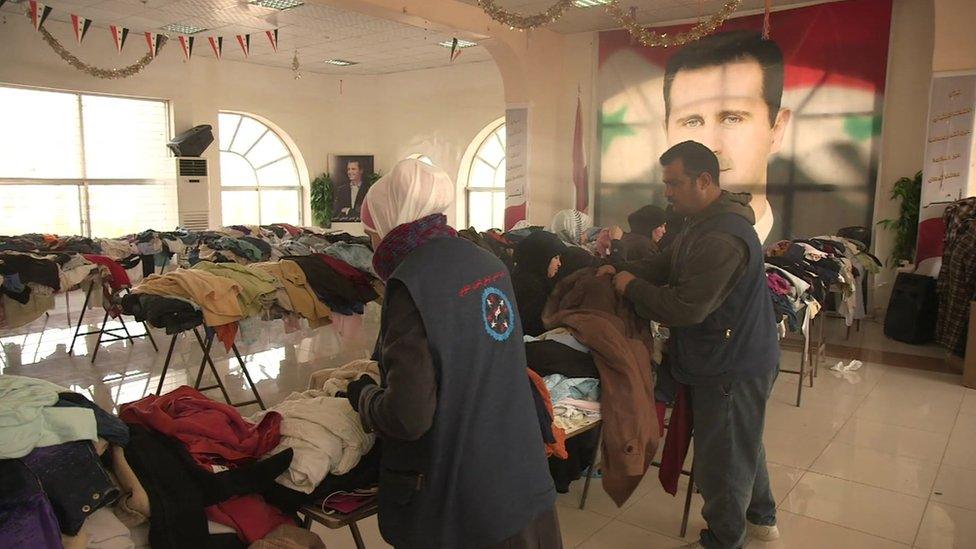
[
  {"xmin": 477, "ymin": 0, "xmax": 576, "ymax": 30},
  {"xmin": 35, "ymin": 16, "xmax": 164, "ymax": 79},
  {"xmin": 604, "ymin": 0, "xmax": 743, "ymax": 48}
]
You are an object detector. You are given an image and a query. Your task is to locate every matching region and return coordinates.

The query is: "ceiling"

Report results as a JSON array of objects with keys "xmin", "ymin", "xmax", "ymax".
[
  {"xmin": 457, "ymin": 0, "xmax": 805, "ymax": 34},
  {"xmin": 2, "ymin": 0, "xmax": 816, "ymax": 75},
  {"xmin": 0, "ymin": 0, "xmax": 494, "ymax": 75}
]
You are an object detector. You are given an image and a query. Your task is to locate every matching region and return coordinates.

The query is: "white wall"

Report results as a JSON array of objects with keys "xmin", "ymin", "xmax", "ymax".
[
  {"xmin": 0, "ymin": 16, "xmax": 504, "ymax": 228},
  {"xmin": 871, "ymin": 0, "xmax": 935, "ymax": 314}
]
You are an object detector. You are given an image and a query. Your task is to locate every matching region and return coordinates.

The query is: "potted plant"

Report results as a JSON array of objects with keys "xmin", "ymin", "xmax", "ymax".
[
  {"xmin": 310, "ymin": 173, "xmax": 333, "ymax": 228},
  {"xmin": 877, "ymin": 170, "xmax": 922, "ymax": 267}
]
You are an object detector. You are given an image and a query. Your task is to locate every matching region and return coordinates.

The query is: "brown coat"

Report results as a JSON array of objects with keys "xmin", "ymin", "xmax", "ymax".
[{"xmin": 542, "ymin": 268, "xmax": 659, "ymax": 507}]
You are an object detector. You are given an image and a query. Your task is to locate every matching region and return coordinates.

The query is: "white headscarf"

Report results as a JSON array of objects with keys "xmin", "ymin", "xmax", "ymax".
[
  {"xmin": 549, "ymin": 209, "xmax": 594, "ymax": 245},
  {"xmin": 361, "ymin": 159, "xmax": 454, "ymax": 239}
]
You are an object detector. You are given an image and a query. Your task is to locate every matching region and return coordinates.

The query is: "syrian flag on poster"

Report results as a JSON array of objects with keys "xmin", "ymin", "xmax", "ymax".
[
  {"xmin": 29, "ymin": 0, "xmax": 53, "ymax": 31},
  {"xmin": 237, "ymin": 34, "xmax": 250, "ymax": 58},
  {"xmin": 110, "ymin": 25, "xmax": 129, "ymax": 53},
  {"xmin": 266, "ymin": 29, "xmax": 278, "ymax": 53},
  {"xmin": 71, "ymin": 14, "xmax": 92, "ymax": 43},
  {"xmin": 145, "ymin": 32, "xmax": 164, "ymax": 58},
  {"xmin": 178, "ymin": 35, "xmax": 194, "ymax": 61},
  {"xmin": 209, "ymin": 36, "xmax": 223, "ymax": 59}
]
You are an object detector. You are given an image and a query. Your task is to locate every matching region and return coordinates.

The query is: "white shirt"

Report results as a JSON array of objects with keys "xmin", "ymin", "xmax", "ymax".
[
  {"xmin": 350, "ymin": 180, "xmax": 362, "ymax": 209},
  {"xmin": 754, "ymin": 200, "xmax": 774, "ymax": 244}
]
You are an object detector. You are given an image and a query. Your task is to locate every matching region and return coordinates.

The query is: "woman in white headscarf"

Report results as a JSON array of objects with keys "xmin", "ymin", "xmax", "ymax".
[
  {"xmin": 344, "ymin": 159, "xmax": 561, "ymax": 549},
  {"xmin": 548, "ymin": 209, "xmax": 594, "ymax": 246}
]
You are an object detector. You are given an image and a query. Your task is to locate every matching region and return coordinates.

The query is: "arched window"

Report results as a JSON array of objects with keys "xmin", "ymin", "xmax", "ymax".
[
  {"xmin": 406, "ymin": 153, "xmax": 435, "ymax": 166},
  {"xmin": 218, "ymin": 112, "xmax": 302, "ymax": 226},
  {"xmin": 460, "ymin": 120, "xmax": 506, "ymax": 231}
]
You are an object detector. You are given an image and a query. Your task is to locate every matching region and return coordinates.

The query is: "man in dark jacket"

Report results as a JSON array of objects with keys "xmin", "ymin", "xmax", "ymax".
[{"xmin": 601, "ymin": 141, "xmax": 779, "ymax": 549}]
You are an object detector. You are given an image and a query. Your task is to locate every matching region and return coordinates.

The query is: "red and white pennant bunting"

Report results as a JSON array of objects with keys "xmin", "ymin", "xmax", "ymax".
[
  {"xmin": 70, "ymin": 14, "xmax": 92, "ymax": 43},
  {"xmin": 178, "ymin": 36, "xmax": 194, "ymax": 61},
  {"xmin": 209, "ymin": 36, "xmax": 223, "ymax": 60},
  {"xmin": 236, "ymin": 34, "xmax": 250, "ymax": 58},
  {"xmin": 29, "ymin": 0, "xmax": 53, "ymax": 31},
  {"xmin": 110, "ymin": 25, "xmax": 129, "ymax": 53},
  {"xmin": 266, "ymin": 29, "xmax": 279, "ymax": 53}
]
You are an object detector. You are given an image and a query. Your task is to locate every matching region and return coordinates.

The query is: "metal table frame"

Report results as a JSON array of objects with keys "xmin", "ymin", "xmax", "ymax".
[{"xmin": 68, "ymin": 283, "xmax": 158, "ymax": 363}]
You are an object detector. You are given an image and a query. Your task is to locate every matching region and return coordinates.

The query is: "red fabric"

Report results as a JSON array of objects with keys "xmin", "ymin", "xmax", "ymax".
[
  {"xmin": 504, "ymin": 203, "xmax": 526, "ymax": 232},
  {"xmin": 205, "ymin": 495, "xmax": 294, "ymax": 544},
  {"xmin": 118, "ymin": 386, "xmax": 282, "ymax": 470},
  {"xmin": 527, "ymin": 368, "xmax": 568, "ymax": 460},
  {"xmin": 83, "ymin": 254, "xmax": 131, "ymax": 290},
  {"xmin": 659, "ymin": 384, "xmax": 692, "ymax": 496},
  {"xmin": 916, "ymin": 217, "xmax": 946, "ymax": 266},
  {"xmin": 484, "ymin": 230, "xmax": 512, "ymax": 247},
  {"xmin": 214, "ymin": 323, "xmax": 238, "ymax": 352},
  {"xmin": 275, "ymin": 223, "xmax": 302, "ymax": 236}
]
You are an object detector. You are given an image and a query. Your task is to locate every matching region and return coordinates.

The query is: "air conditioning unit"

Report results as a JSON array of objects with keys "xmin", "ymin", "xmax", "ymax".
[{"xmin": 175, "ymin": 157, "xmax": 210, "ymax": 231}]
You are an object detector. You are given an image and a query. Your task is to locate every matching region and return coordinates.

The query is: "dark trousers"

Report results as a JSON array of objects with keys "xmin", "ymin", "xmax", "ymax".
[{"xmin": 692, "ymin": 368, "xmax": 777, "ymax": 549}]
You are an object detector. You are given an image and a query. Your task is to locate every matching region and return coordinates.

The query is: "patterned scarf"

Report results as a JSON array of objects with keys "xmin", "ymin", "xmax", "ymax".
[{"xmin": 372, "ymin": 214, "xmax": 457, "ymax": 281}]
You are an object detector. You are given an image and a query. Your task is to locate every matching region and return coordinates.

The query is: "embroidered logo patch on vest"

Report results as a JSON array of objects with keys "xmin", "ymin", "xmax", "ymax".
[{"xmin": 481, "ymin": 287, "xmax": 514, "ymax": 341}]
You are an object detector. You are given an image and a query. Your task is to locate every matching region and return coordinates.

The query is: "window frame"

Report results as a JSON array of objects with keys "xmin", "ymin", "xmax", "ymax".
[
  {"xmin": 0, "ymin": 84, "xmax": 174, "ymax": 237},
  {"xmin": 458, "ymin": 118, "xmax": 506, "ymax": 230},
  {"xmin": 218, "ymin": 112, "xmax": 304, "ymax": 226}
]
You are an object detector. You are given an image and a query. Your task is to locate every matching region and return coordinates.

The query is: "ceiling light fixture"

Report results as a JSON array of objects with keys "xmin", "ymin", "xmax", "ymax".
[
  {"xmin": 249, "ymin": 0, "xmax": 304, "ymax": 11},
  {"xmin": 437, "ymin": 39, "xmax": 478, "ymax": 49},
  {"xmin": 574, "ymin": 0, "xmax": 610, "ymax": 7},
  {"xmin": 324, "ymin": 59, "xmax": 357, "ymax": 66},
  {"xmin": 161, "ymin": 23, "xmax": 207, "ymax": 34}
]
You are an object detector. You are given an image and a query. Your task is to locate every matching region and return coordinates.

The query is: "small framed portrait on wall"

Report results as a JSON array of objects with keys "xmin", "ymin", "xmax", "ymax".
[{"xmin": 330, "ymin": 154, "xmax": 375, "ymax": 222}]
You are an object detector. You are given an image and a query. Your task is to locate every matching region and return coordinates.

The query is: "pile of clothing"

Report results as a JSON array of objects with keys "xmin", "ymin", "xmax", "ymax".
[
  {"xmin": 0, "ymin": 251, "xmax": 98, "ymax": 329},
  {"xmin": 936, "ymin": 197, "xmax": 976, "ymax": 357},
  {"xmin": 1, "ymin": 371, "xmax": 387, "ymax": 548},
  {"xmin": 764, "ymin": 235, "xmax": 881, "ymax": 334},
  {"xmin": 122, "ymin": 247, "xmax": 378, "ymax": 350}
]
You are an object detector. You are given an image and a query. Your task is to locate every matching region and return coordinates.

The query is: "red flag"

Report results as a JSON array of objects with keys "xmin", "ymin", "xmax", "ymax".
[
  {"xmin": 572, "ymin": 95, "xmax": 588, "ymax": 213},
  {"xmin": 144, "ymin": 32, "xmax": 160, "ymax": 58},
  {"xmin": 266, "ymin": 29, "xmax": 278, "ymax": 53},
  {"xmin": 209, "ymin": 36, "xmax": 222, "ymax": 59}
]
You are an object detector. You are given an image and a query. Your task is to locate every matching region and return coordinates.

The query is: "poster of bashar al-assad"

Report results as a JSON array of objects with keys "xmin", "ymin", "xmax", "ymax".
[
  {"xmin": 331, "ymin": 155, "xmax": 375, "ymax": 222},
  {"xmin": 595, "ymin": 0, "xmax": 892, "ymax": 243}
]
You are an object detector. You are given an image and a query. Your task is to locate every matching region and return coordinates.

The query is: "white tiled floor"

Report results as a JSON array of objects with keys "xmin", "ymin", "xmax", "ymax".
[{"xmin": 3, "ymin": 293, "xmax": 975, "ymax": 548}]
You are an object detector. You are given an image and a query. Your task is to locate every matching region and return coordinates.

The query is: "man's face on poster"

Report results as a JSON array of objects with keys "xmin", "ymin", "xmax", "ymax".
[
  {"xmin": 665, "ymin": 58, "xmax": 790, "ymax": 194},
  {"xmin": 347, "ymin": 161, "xmax": 362, "ymax": 184}
]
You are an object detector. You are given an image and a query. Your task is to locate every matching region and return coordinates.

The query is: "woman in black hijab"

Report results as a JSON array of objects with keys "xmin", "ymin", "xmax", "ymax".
[{"xmin": 511, "ymin": 231, "xmax": 567, "ymax": 337}]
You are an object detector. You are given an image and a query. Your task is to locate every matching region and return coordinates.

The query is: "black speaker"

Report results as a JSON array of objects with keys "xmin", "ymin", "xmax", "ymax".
[
  {"xmin": 167, "ymin": 124, "xmax": 214, "ymax": 157},
  {"xmin": 884, "ymin": 272, "xmax": 938, "ymax": 344}
]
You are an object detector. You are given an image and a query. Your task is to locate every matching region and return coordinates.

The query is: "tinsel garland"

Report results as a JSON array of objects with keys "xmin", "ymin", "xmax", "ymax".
[
  {"xmin": 36, "ymin": 19, "xmax": 164, "ymax": 79},
  {"xmin": 477, "ymin": 0, "xmax": 576, "ymax": 30},
  {"xmin": 604, "ymin": 0, "xmax": 743, "ymax": 48}
]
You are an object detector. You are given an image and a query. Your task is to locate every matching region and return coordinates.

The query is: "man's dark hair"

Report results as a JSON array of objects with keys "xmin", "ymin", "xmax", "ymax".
[
  {"xmin": 663, "ymin": 30, "xmax": 784, "ymax": 127},
  {"xmin": 347, "ymin": 160, "xmax": 361, "ymax": 169},
  {"xmin": 660, "ymin": 141, "xmax": 720, "ymax": 185}
]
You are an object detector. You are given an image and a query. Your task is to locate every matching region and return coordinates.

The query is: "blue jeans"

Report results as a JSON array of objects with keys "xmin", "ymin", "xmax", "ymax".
[{"xmin": 691, "ymin": 368, "xmax": 778, "ymax": 549}]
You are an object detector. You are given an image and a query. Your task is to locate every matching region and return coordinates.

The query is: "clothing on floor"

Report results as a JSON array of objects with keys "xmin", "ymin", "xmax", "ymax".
[
  {"xmin": 0, "ymin": 375, "xmax": 97, "ymax": 459},
  {"xmin": 118, "ymin": 385, "xmax": 282, "ymax": 471},
  {"xmin": 249, "ymin": 392, "xmax": 375, "ymax": 494},
  {"xmin": 0, "ymin": 459, "xmax": 63, "ymax": 548},
  {"xmin": 542, "ymin": 268, "xmax": 658, "ymax": 507},
  {"xmin": 21, "ymin": 440, "xmax": 120, "ymax": 535},
  {"xmin": 54, "ymin": 392, "xmax": 129, "ymax": 447},
  {"xmin": 247, "ymin": 524, "xmax": 325, "ymax": 549},
  {"xmin": 691, "ymin": 367, "xmax": 777, "ymax": 549}
]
